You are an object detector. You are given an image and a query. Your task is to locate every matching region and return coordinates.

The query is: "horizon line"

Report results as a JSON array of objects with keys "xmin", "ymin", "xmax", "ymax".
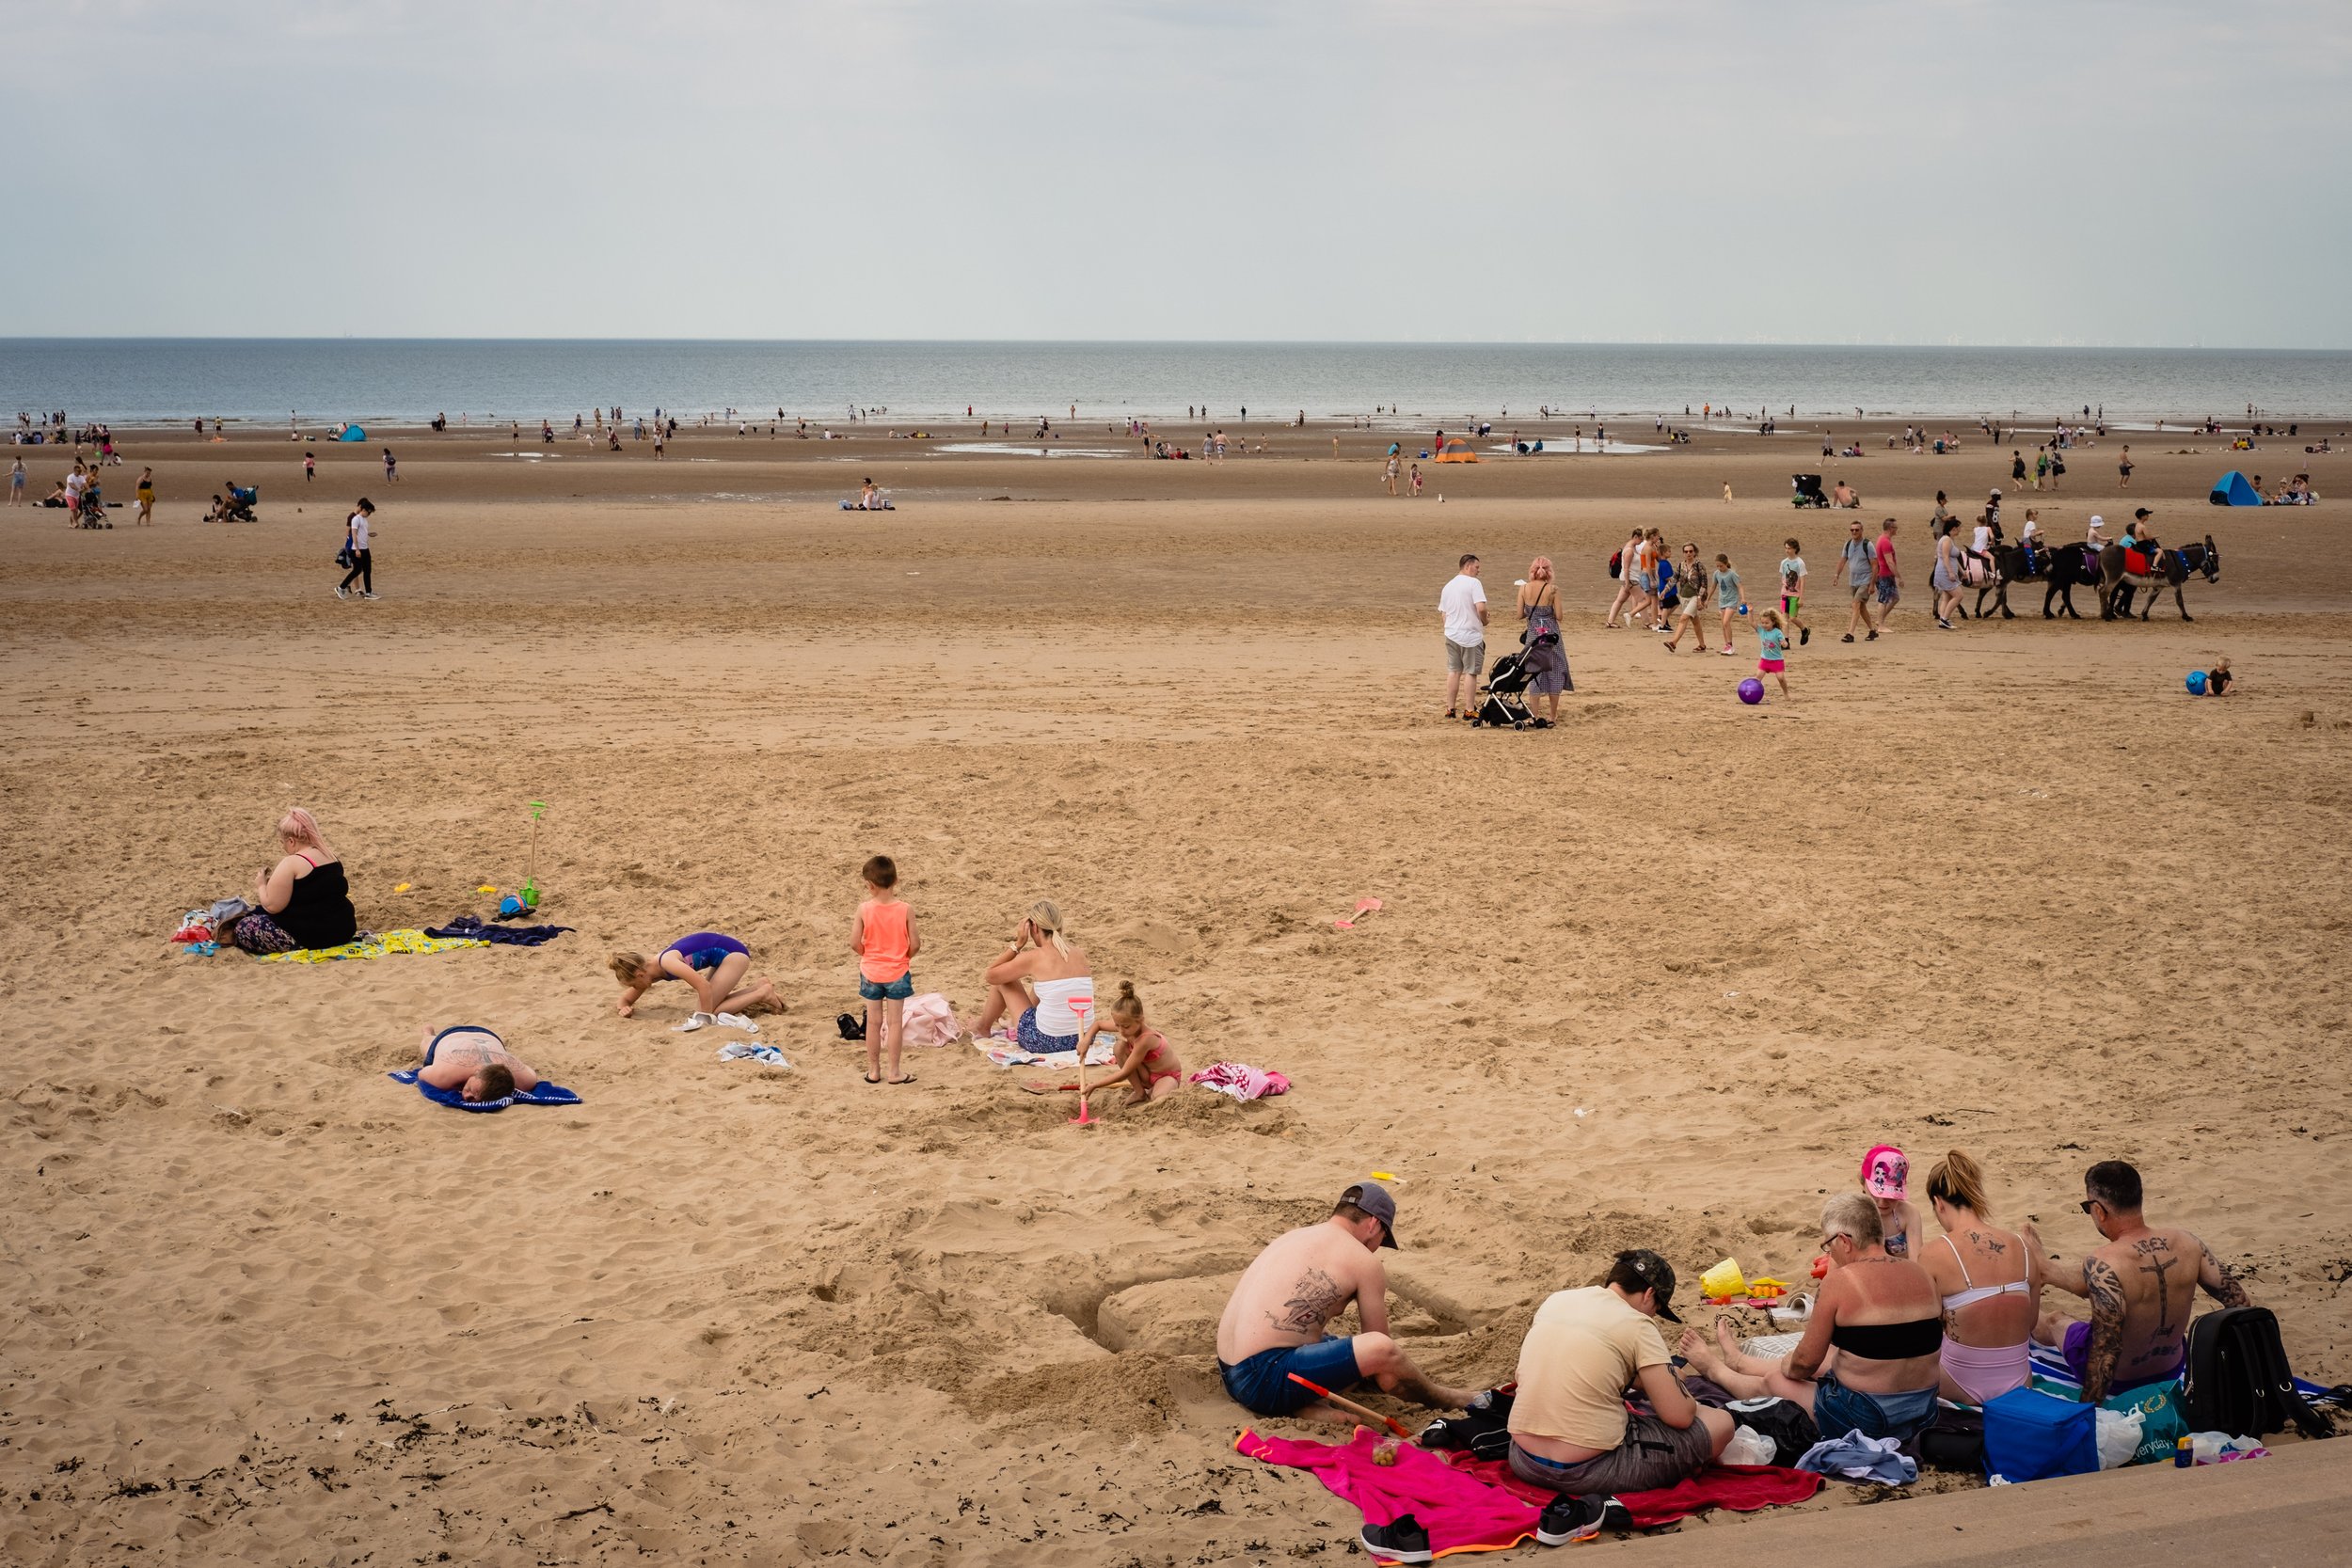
[{"xmin": 2, "ymin": 336, "xmax": 2340, "ymax": 354}]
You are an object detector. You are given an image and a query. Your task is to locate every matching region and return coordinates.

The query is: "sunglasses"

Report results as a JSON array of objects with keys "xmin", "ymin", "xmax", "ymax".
[{"xmin": 2078, "ymin": 1200, "xmax": 2101, "ymax": 1215}]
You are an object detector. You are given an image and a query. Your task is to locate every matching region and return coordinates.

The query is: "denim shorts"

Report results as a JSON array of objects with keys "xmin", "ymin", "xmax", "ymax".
[
  {"xmin": 1812, "ymin": 1372, "xmax": 1937, "ymax": 1443},
  {"xmin": 1217, "ymin": 1337, "xmax": 1363, "ymax": 1417},
  {"xmin": 858, "ymin": 972, "xmax": 914, "ymax": 1002}
]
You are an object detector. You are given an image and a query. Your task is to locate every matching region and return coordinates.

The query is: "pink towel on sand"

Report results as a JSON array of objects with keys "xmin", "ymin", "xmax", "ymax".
[
  {"xmin": 1236, "ymin": 1426, "xmax": 1821, "ymax": 1552},
  {"xmin": 1189, "ymin": 1061, "xmax": 1291, "ymax": 1101},
  {"xmin": 1235, "ymin": 1428, "xmax": 1534, "ymax": 1559}
]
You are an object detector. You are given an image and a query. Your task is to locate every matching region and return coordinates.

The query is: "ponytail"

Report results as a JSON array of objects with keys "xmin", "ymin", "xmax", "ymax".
[
  {"xmin": 1925, "ymin": 1149, "xmax": 1992, "ymax": 1215},
  {"xmin": 1027, "ymin": 899, "xmax": 1071, "ymax": 957}
]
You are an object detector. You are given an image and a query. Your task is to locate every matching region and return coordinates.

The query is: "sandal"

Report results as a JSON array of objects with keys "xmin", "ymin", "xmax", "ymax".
[
  {"xmin": 887, "ymin": 1073, "xmax": 916, "ymax": 1085},
  {"xmin": 1839, "ymin": 633, "xmax": 1854, "ymax": 643},
  {"xmin": 863, "ymin": 1073, "xmax": 882, "ymax": 1085}
]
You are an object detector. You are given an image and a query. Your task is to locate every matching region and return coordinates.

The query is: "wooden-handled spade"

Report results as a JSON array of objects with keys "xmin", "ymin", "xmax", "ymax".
[{"xmin": 1285, "ymin": 1373, "xmax": 1410, "ymax": 1437}]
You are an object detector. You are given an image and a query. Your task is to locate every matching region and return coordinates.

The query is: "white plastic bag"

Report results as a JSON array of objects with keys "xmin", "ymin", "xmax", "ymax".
[
  {"xmin": 1723, "ymin": 1425, "xmax": 1776, "ymax": 1467},
  {"xmin": 2095, "ymin": 1407, "xmax": 2145, "ymax": 1469}
]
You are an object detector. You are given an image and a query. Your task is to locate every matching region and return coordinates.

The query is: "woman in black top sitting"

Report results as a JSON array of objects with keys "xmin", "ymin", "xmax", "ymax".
[
  {"xmin": 1677, "ymin": 1193, "xmax": 1945, "ymax": 1442},
  {"xmin": 219, "ymin": 807, "xmax": 358, "ymax": 954}
]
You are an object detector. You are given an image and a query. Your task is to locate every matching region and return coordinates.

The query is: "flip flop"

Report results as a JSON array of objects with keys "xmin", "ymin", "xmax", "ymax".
[
  {"xmin": 886, "ymin": 1073, "xmax": 916, "ymax": 1085},
  {"xmin": 675, "ymin": 1012, "xmax": 715, "ymax": 1033},
  {"xmin": 713, "ymin": 1012, "xmax": 761, "ymax": 1034},
  {"xmin": 863, "ymin": 1073, "xmax": 882, "ymax": 1085}
]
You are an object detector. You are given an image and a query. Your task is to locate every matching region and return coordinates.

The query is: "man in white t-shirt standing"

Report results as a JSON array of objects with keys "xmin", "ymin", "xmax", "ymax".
[{"xmin": 1438, "ymin": 553, "xmax": 1488, "ymax": 719}]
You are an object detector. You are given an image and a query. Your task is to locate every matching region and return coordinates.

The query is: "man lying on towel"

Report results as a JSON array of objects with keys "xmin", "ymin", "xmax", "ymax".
[
  {"xmin": 1216, "ymin": 1183, "xmax": 1476, "ymax": 1423},
  {"xmin": 413, "ymin": 1024, "xmax": 541, "ymax": 1103}
]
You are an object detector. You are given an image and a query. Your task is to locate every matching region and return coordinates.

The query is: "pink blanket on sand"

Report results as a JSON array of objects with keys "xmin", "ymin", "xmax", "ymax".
[{"xmin": 1235, "ymin": 1427, "xmax": 1820, "ymax": 1559}]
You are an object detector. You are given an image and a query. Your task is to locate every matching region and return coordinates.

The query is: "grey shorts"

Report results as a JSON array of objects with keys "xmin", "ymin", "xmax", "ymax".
[
  {"xmin": 1446, "ymin": 639, "xmax": 1486, "ymax": 674},
  {"xmin": 1850, "ymin": 579, "xmax": 1872, "ymax": 601},
  {"xmin": 1507, "ymin": 1412, "xmax": 1712, "ymax": 1497}
]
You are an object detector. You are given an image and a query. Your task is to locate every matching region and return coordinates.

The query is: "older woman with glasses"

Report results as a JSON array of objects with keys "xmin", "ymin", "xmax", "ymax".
[{"xmin": 1676, "ymin": 1193, "xmax": 1946, "ymax": 1443}]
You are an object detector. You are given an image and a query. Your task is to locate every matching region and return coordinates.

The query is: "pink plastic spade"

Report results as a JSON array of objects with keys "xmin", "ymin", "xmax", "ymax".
[
  {"xmin": 1332, "ymin": 896, "xmax": 1386, "ymax": 931},
  {"xmin": 1066, "ymin": 994, "xmax": 1097, "ymax": 1125}
]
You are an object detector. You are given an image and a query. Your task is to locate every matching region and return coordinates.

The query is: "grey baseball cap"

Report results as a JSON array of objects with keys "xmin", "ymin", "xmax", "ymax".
[{"xmin": 1340, "ymin": 1182, "xmax": 1400, "ymax": 1248}]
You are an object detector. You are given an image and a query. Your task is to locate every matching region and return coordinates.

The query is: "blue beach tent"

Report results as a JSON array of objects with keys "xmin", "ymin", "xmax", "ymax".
[
  {"xmin": 2209, "ymin": 470, "xmax": 2260, "ymax": 506},
  {"xmin": 339, "ymin": 424, "xmax": 368, "ymax": 442}
]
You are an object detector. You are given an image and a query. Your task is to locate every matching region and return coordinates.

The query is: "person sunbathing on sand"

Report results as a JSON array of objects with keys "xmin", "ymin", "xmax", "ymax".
[
  {"xmin": 1215, "ymin": 1183, "xmax": 1474, "ymax": 1422},
  {"xmin": 971, "ymin": 900, "xmax": 1093, "ymax": 1051},
  {"xmin": 609, "ymin": 932, "xmax": 780, "ymax": 1027},
  {"xmin": 1676, "ymin": 1194, "xmax": 1945, "ymax": 1445},
  {"xmin": 1021, "ymin": 979, "xmax": 1182, "ymax": 1105},
  {"xmin": 2026, "ymin": 1159, "xmax": 2249, "ymax": 1403},
  {"xmin": 413, "ymin": 1024, "xmax": 540, "ymax": 1102}
]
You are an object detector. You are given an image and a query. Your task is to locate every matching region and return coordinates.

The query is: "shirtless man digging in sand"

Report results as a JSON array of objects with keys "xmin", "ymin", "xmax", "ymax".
[
  {"xmin": 412, "ymin": 1024, "xmax": 541, "ymax": 1102},
  {"xmin": 2027, "ymin": 1159, "xmax": 2250, "ymax": 1402},
  {"xmin": 1216, "ymin": 1183, "xmax": 1474, "ymax": 1423}
]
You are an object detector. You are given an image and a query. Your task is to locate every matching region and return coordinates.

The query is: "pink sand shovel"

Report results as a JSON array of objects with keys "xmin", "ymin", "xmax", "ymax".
[
  {"xmin": 1067, "ymin": 993, "xmax": 1097, "ymax": 1125},
  {"xmin": 1333, "ymin": 896, "xmax": 1385, "ymax": 931}
]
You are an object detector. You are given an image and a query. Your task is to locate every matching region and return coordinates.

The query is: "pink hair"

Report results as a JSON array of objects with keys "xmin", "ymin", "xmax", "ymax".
[
  {"xmin": 1528, "ymin": 557, "xmax": 1553, "ymax": 581},
  {"xmin": 277, "ymin": 807, "xmax": 325, "ymax": 849}
]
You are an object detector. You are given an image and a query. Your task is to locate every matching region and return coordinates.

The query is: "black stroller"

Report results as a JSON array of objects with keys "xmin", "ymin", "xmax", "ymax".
[
  {"xmin": 1470, "ymin": 643, "xmax": 1538, "ymax": 728},
  {"xmin": 1791, "ymin": 473, "xmax": 1829, "ymax": 508}
]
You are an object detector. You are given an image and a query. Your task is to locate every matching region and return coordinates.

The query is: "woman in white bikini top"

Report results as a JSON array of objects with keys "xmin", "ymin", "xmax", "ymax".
[{"xmin": 1921, "ymin": 1150, "xmax": 2042, "ymax": 1406}]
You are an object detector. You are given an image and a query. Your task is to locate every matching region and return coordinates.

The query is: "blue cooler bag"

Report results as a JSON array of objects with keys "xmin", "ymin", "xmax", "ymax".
[{"xmin": 1984, "ymin": 1386, "xmax": 2099, "ymax": 1481}]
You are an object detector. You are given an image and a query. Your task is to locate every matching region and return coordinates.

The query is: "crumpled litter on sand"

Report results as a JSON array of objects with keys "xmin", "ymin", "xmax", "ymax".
[{"xmin": 252, "ymin": 928, "xmax": 488, "ymax": 963}]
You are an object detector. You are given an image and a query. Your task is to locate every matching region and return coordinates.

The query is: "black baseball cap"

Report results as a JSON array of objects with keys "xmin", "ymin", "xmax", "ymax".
[
  {"xmin": 1340, "ymin": 1182, "xmax": 1400, "ymax": 1248},
  {"xmin": 1616, "ymin": 1249, "xmax": 1681, "ymax": 1322},
  {"xmin": 2134, "ymin": 507, "xmax": 2153, "ymax": 520}
]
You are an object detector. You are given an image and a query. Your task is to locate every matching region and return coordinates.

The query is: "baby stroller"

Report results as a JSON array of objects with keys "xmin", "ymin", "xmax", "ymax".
[
  {"xmin": 1470, "ymin": 646, "xmax": 1534, "ymax": 729},
  {"xmin": 222, "ymin": 483, "xmax": 259, "ymax": 522},
  {"xmin": 74, "ymin": 485, "xmax": 113, "ymax": 529},
  {"xmin": 1791, "ymin": 473, "xmax": 1829, "ymax": 508}
]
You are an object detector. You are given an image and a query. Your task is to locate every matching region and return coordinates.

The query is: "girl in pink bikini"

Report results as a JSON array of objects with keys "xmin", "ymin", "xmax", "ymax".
[{"xmin": 1023, "ymin": 980, "xmax": 1183, "ymax": 1107}]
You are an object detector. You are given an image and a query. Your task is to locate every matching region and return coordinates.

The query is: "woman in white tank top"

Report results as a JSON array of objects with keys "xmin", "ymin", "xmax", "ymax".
[{"xmin": 974, "ymin": 899, "xmax": 1093, "ymax": 1051}]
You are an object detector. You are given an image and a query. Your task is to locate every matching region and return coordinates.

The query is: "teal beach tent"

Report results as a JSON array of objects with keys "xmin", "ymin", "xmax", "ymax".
[
  {"xmin": 2209, "ymin": 470, "xmax": 2260, "ymax": 505},
  {"xmin": 339, "ymin": 425, "xmax": 368, "ymax": 442}
]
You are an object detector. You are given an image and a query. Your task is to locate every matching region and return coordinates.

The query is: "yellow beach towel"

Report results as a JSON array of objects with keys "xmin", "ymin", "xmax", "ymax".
[{"xmin": 253, "ymin": 928, "xmax": 489, "ymax": 963}]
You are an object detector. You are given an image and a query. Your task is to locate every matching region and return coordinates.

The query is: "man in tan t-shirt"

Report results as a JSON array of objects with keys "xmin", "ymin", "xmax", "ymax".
[{"xmin": 1507, "ymin": 1250, "xmax": 1734, "ymax": 1497}]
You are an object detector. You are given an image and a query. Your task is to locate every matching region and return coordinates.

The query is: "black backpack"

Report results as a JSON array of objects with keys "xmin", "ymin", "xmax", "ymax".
[
  {"xmin": 1417, "ymin": 1387, "xmax": 1515, "ymax": 1460},
  {"xmin": 2184, "ymin": 1307, "xmax": 2330, "ymax": 1440}
]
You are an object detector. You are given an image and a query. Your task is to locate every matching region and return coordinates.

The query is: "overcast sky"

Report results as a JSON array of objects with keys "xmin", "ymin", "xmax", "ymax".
[{"xmin": 7, "ymin": 0, "xmax": 2346, "ymax": 345}]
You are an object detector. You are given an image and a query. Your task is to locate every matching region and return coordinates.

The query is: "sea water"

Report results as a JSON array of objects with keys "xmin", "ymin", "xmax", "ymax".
[{"xmin": 6, "ymin": 340, "xmax": 2350, "ymax": 426}]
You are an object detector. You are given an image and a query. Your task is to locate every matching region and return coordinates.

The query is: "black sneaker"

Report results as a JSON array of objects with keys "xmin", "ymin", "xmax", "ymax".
[
  {"xmin": 1799, "ymin": 626, "xmax": 1811, "ymax": 645},
  {"xmin": 1359, "ymin": 1513, "xmax": 1434, "ymax": 1563},
  {"xmin": 1535, "ymin": 1494, "xmax": 1629, "ymax": 1545}
]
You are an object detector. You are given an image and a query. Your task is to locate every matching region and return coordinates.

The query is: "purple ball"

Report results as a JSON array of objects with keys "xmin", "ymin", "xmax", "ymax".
[{"xmin": 1737, "ymin": 677, "xmax": 1765, "ymax": 705}]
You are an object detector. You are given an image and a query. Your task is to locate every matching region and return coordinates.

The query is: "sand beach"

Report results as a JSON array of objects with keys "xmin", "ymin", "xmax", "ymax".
[{"xmin": 4, "ymin": 416, "xmax": 2348, "ymax": 1564}]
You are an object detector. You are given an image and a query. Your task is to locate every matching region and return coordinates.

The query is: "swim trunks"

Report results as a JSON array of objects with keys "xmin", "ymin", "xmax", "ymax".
[
  {"xmin": 1217, "ymin": 1337, "xmax": 1363, "ymax": 1416},
  {"xmin": 2059, "ymin": 1321, "xmax": 2184, "ymax": 1395}
]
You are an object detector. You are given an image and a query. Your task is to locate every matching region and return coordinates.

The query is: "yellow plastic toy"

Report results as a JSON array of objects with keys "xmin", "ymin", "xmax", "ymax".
[
  {"xmin": 477, "ymin": 884, "xmax": 499, "ymax": 894},
  {"xmin": 1370, "ymin": 1171, "xmax": 1398, "ymax": 1182},
  {"xmin": 393, "ymin": 882, "xmax": 411, "ymax": 894},
  {"xmin": 1744, "ymin": 1277, "xmax": 1791, "ymax": 1302},
  {"xmin": 1700, "ymin": 1259, "xmax": 1746, "ymax": 1300}
]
